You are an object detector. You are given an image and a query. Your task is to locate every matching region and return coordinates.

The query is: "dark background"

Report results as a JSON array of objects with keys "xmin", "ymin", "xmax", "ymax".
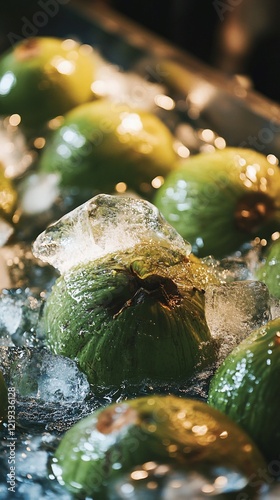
[
  {"xmin": 108, "ymin": 0, "xmax": 280, "ymax": 104},
  {"xmin": 1, "ymin": 0, "xmax": 280, "ymax": 104}
]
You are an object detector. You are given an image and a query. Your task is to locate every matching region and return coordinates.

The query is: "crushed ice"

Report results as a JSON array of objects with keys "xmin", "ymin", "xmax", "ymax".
[{"xmin": 8, "ymin": 348, "xmax": 90, "ymax": 404}]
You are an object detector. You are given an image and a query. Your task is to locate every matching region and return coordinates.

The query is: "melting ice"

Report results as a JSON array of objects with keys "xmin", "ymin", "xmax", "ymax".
[
  {"xmin": 8, "ymin": 348, "xmax": 90, "ymax": 404},
  {"xmin": 205, "ymin": 280, "xmax": 272, "ymax": 362},
  {"xmin": 32, "ymin": 194, "xmax": 191, "ymax": 274}
]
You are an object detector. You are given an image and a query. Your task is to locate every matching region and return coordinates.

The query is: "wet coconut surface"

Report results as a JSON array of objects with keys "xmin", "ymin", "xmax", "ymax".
[{"xmin": 1, "ymin": 5, "xmax": 280, "ymax": 500}]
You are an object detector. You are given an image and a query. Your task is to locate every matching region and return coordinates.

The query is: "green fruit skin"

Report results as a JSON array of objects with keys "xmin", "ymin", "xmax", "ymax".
[
  {"xmin": 38, "ymin": 99, "xmax": 178, "ymax": 197},
  {"xmin": 43, "ymin": 244, "xmax": 218, "ymax": 391},
  {"xmin": 0, "ymin": 371, "xmax": 8, "ymax": 428},
  {"xmin": 208, "ymin": 317, "xmax": 280, "ymax": 462},
  {"xmin": 255, "ymin": 238, "xmax": 280, "ymax": 298},
  {"xmin": 52, "ymin": 394, "xmax": 266, "ymax": 498},
  {"xmin": 154, "ymin": 148, "xmax": 280, "ymax": 258},
  {"xmin": 0, "ymin": 37, "xmax": 96, "ymax": 129}
]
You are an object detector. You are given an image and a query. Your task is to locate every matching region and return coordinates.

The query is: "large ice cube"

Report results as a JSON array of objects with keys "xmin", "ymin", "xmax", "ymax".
[
  {"xmin": 205, "ymin": 280, "xmax": 271, "ymax": 362},
  {"xmin": 32, "ymin": 194, "xmax": 191, "ymax": 274}
]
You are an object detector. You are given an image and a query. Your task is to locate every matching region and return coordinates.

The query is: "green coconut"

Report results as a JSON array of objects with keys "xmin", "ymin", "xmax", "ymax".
[
  {"xmin": 208, "ymin": 317, "xmax": 280, "ymax": 462},
  {"xmin": 51, "ymin": 394, "xmax": 266, "ymax": 498},
  {"xmin": 255, "ymin": 238, "xmax": 280, "ymax": 298},
  {"xmin": 0, "ymin": 36, "xmax": 97, "ymax": 129},
  {"xmin": 42, "ymin": 243, "xmax": 218, "ymax": 393},
  {"xmin": 37, "ymin": 98, "xmax": 178, "ymax": 197},
  {"xmin": 154, "ymin": 147, "xmax": 280, "ymax": 258},
  {"xmin": 0, "ymin": 370, "xmax": 8, "ymax": 428}
]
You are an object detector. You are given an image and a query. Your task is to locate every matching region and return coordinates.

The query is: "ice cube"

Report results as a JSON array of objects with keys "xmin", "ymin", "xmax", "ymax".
[
  {"xmin": 32, "ymin": 194, "xmax": 190, "ymax": 274},
  {"xmin": 18, "ymin": 172, "xmax": 60, "ymax": 215},
  {"xmin": 205, "ymin": 280, "xmax": 271, "ymax": 362},
  {"xmin": 92, "ymin": 61, "xmax": 166, "ymax": 111},
  {"xmin": 0, "ymin": 289, "xmax": 44, "ymax": 347},
  {"xmin": 215, "ymin": 256, "xmax": 253, "ymax": 282},
  {"xmin": 9, "ymin": 348, "xmax": 90, "ymax": 404},
  {"xmin": 0, "ymin": 290, "xmax": 23, "ymax": 346}
]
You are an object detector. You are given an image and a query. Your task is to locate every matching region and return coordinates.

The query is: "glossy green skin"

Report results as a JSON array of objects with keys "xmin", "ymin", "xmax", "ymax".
[
  {"xmin": 0, "ymin": 37, "xmax": 96, "ymax": 129},
  {"xmin": 208, "ymin": 317, "xmax": 280, "ymax": 462},
  {"xmin": 52, "ymin": 394, "xmax": 266, "ymax": 498},
  {"xmin": 154, "ymin": 148, "xmax": 280, "ymax": 258},
  {"xmin": 43, "ymin": 244, "xmax": 218, "ymax": 391},
  {"xmin": 255, "ymin": 239, "xmax": 280, "ymax": 298},
  {"xmin": 38, "ymin": 99, "xmax": 178, "ymax": 197},
  {"xmin": 0, "ymin": 371, "xmax": 8, "ymax": 428}
]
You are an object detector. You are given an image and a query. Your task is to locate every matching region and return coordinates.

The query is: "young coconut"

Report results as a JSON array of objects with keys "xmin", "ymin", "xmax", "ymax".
[
  {"xmin": 37, "ymin": 98, "xmax": 178, "ymax": 198},
  {"xmin": 33, "ymin": 194, "xmax": 219, "ymax": 395},
  {"xmin": 255, "ymin": 237, "xmax": 280, "ymax": 298},
  {"xmin": 154, "ymin": 148, "xmax": 280, "ymax": 258},
  {"xmin": 208, "ymin": 317, "xmax": 280, "ymax": 462},
  {"xmin": 51, "ymin": 394, "xmax": 266, "ymax": 498},
  {"xmin": 0, "ymin": 36, "xmax": 98, "ymax": 130}
]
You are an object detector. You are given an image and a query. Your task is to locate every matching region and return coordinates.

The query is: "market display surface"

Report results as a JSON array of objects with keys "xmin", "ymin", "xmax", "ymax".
[{"xmin": 1, "ymin": 9, "xmax": 280, "ymax": 499}]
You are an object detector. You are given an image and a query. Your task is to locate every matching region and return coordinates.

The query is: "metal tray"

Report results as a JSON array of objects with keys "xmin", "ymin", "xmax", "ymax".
[{"xmin": 42, "ymin": 0, "xmax": 280, "ymax": 157}]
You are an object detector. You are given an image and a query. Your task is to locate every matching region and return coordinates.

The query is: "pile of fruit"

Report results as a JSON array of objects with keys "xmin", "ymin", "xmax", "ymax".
[{"xmin": 1, "ymin": 36, "xmax": 280, "ymax": 499}]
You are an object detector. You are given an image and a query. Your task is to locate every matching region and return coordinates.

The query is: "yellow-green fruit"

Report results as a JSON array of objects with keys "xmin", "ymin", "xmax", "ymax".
[
  {"xmin": 0, "ymin": 37, "xmax": 97, "ymax": 129},
  {"xmin": 154, "ymin": 148, "xmax": 280, "ymax": 258},
  {"xmin": 43, "ymin": 243, "xmax": 219, "ymax": 393},
  {"xmin": 38, "ymin": 99, "xmax": 178, "ymax": 197},
  {"xmin": 208, "ymin": 317, "xmax": 280, "ymax": 462},
  {"xmin": 255, "ymin": 238, "xmax": 280, "ymax": 298},
  {"xmin": 51, "ymin": 395, "xmax": 266, "ymax": 498},
  {"xmin": 0, "ymin": 370, "xmax": 8, "ymax": 428},
  {"xmin": 0, "ymin": 164, "xmax": 17, "ymax": 218}
]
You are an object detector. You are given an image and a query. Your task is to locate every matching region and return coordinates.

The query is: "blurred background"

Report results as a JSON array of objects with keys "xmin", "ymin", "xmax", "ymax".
[{"xmin": 1, "ymin": 0, "xmax": 280, "ymax": 103}]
